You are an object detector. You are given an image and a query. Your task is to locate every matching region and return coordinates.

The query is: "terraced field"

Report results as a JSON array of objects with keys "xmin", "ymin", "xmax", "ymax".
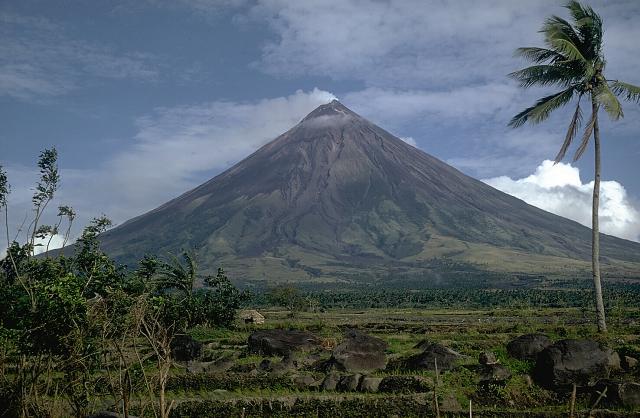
[{"xmin": 148, "ymin": 307, "xmax": 640, "ymax": 417}]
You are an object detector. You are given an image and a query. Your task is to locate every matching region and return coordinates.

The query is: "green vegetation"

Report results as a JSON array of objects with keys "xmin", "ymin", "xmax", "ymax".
[
  {"xmin": 509, "ymin": 0, "xmax": 640, "ymax": 333},
  {"xmin": 0, "ymin": 151, "xmax": 246, "ymax": 418}
]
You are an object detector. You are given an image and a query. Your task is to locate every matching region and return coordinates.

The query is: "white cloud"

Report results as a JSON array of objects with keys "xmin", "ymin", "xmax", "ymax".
[
  {"xmin": 33, "ymin": 234, "xmax": 66, "ymax": 255},
  {"xmin": 246, "ymin": 1, "xmax": 639, "ymax": 89},
  {"xmin": 400, "ymin": 136, "xmax": 417, "ymax": 147},
  {"xmin": 484, "ymin": 160, "xmax": 640, "ymax": 242},
  {"xmin": 248, "ymin": 0, "xmax": 543, "ymax": 87},
  {"xmin": 343, "ymin": 84, "xmax": 521, "ymax": 127},
  {"xmin": 101, "ymin": 88, "xmax": 335, "ymax": 215},
  {"xmin": 2, "ymin": 89, "xmax": 336, "ymax": 242},
  {"xmin": 0, "ymin": 12, "xmax": 160, "ymax": 101}
]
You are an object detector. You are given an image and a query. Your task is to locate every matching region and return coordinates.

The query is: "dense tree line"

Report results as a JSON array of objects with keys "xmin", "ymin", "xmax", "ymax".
[{"xmin": 250, "ymin": 286, "xmax": 640, "ymax": 311}]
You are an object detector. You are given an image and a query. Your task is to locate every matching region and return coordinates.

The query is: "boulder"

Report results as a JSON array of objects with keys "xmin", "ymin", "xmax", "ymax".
[
  {"xmin": 608, "ymin": 350, "xmax": 622, "ymax": 371},
  {"xmin": 378, "ymin": 375, "xmax": 433, "ymax": 393},
  {"xmin": 274, "ymin": 356, "xmax": 299, "ymax": 375},
  {"xmin": 623, "ymin": 355, "xmax": 639, "ymax": 370},
  {"xmin": 478, "ymin": 364, "xmax": 512, "ymax": 384},
  {"xmin": 247, "ymin": 329, "xmax": 321, "ymax": 356},
  {"xmin": 186, "ymin": 358, "xmax": 234, "ymax": 374},
  {"xmin": 321, "ymin": 372, "xmax": 341, "ymax": 391},
  {"xmin": 170, "ymin": 334, "xmax": 203, "ymax": 363},
  {"xmin": 330, "ymin": 329, "xmax": 387, "ymax": 373},
  {"xmin": 533, "ymin": 339, "xmax": 619, "ymax": 390},
  {"xmin": 479, "ymin": 351, "xmax": 498, "ymax": 365},
  {"xmin": 259, "ymin": 355, "xmax": 299, "ymax": 375},
  {"xmin": 404, "ymin": 342, "xmax": 462, "ymax": 371},
  {"xmin": 292, "ymin": 374, "xmax": 319, "ymax": 390},
  {"xmin": 358, "ymin": 376, "xmax": 383, "ymax": 393},
  {"xmin": 620, "ymin": 382, "xmax": 640, "ymax": 407},
  {"xmin": 506, "ymin": 334, "xmax": 552, "ymax": 361},
  {"xmin": 592, "ymin": 380, "xmax": 640, "ymax": 408},
  {"xmin": 300, "ymin": 352, "xmax": 325, "ymax": 368},
  {"xmin": 337, "ymin": 373, "xmax": 362, "ymax": 391},
  {"xmin": 259, "ymin": 359, "xmax": 272, "ymax": 371}
]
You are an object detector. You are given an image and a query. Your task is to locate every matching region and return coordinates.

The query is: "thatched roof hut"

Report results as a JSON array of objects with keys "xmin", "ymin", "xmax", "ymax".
[{"xmin": 240, "ymin": 309, "xmax": 265, "ymax": 324}]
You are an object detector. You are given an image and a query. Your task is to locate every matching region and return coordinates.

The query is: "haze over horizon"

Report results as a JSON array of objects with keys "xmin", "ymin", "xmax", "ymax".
[{"xmin": 2, "ymin": 0, "xmax": 640, "ymax": 252}]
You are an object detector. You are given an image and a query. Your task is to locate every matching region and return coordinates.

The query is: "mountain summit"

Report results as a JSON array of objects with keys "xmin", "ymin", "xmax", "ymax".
[{"xmin": 99, "ymin": 101, "xmax": 640, "ymax": 285}]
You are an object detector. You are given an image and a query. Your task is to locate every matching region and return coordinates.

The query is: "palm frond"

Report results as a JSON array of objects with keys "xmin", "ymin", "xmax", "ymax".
[
  {"xmin": 514, "ymin": 47, "xmax": 567, "ymax": 64},
  {"xmin": 156, "ymin": 251, "xmax": 198, "ymax": 295},
  {"xmin": 573, "ymin": 109, "xmax": 597, "ymax": 161},
  {"xmin": 555, "ymin": 98, "xmax": 583, "ymax": 163},
  {"xmin": 610, "ymin": 80, "xmax": 640, "ymax": 103},
  {"xmin": 595, "ymin": 83, "xmax": 623, "ymax": 120},
  {"xmin": 566, "ymin": 1, "xmax": 602, "ymax": 59},
  {"xmin": 542, "ymin": 16, "xmax": 586, "ymax": 62},
  {"xmin": 548, "ymin": 38, "xmax": 587, "ymax": 63},
  {"xmin": 509, "ymin": 64, "xmax": 581, "ymax": 89},
  {"xmin": 509, "ymin": 87, "xmax": 575, "ymax": 128}
]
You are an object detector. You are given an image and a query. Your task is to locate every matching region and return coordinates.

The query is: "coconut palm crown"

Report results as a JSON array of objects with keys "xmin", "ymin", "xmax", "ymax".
[{"xmin": 508, "ymin": 1, "xmax": 640, "ymax": 333}]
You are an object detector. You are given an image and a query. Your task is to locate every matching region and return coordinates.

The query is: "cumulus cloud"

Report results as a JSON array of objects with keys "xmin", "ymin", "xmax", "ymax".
[
  {"xmin": 33, "ymin": 234, "xmax": 66, "ymax": 255},
  {"xmin": 484, "ymin": 160, "xmax": 640, "ymax": 242},
  {"xmin": 0, "ymin": 234, "xmax": 67, "ymax": 258}
]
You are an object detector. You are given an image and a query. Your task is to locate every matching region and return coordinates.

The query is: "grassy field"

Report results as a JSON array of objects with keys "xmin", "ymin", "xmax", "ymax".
[
  {"xmin": 6, "ymin": 303, "xmax": 639, "ymax": 417},
  {"xmin": 150, "ymin": 306, "xmax": 640, "ymax": 417}
]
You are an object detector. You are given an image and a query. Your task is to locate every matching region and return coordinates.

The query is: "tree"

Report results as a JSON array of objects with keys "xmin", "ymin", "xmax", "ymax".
[
  {"xmin": 1, "ymin": 149, "xmax": 246, "ymax": 417},
  {"xmin": 266, "ymin": 284, "xmax": 306, "ymax": 315},
  {"xmin": 508, "ymin": 1, "xmax": 640, "ymax": 333}
]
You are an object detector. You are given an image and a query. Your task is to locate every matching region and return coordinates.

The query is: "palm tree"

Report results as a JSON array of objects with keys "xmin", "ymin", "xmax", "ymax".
[
  {"xmin": 509, "ymin": 1, "xmax": 640, "ymax": 333},
  {"xmin": 158, "ymin": 251, "xmax": 198, "ymax": 299}
]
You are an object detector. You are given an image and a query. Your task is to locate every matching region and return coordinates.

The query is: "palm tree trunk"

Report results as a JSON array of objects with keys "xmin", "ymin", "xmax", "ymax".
[{"xmin": 591, "ymin": 99, "xmax": 607, "ymax": 333}]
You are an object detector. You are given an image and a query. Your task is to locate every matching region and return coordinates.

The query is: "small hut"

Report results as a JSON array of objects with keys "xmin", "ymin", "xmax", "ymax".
[{"xmin": 240, "ymin": 309, "xmax": 265, "ymax": 325}]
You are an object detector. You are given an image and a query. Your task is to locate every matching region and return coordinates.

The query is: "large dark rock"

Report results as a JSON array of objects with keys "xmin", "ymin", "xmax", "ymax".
[
  {"xmin": 186, "ymin": 358, "xmax": 234, "ymax": 374},
  {"xmin": 330, "ymin": 329, "xmax": 387, "ymax": 373},
  {"xmin": 622, "ymin": 355, "xmax": 638, "ymax": 371},
  {"xmin": 507, "ymin": 333, "xmax": 552, "ymax": 361},
  {"xmin": 479, "ymin": 351, "xmax": 498, "ymax": 365},
  {"xmin": 337, "ymin": 374, "xmax": 362, "ymax": 392},
  {"xmin": 404, "ymin": 342, "xmax": 462, "ymax": 371},
  {"xmin": 592, "ymin": 380, "xmax": 640, "ymax": 408},
  {"xmin": 358, "ymin": 376, "xmax": 383, "ymax": 393},
  {"xmin": 259, "ymin": 355, "xmax": 299, "ymax": 375},
  {"xmin": 533, "ymin": 339, "xmax": 620, "ymax": 390},
  {"xmin": 292, "ymin": 374, "xmax": 319, "ymax": 390},
  {"xmin": 478, "ymin": 364, "xmax": 512, "ymax": 384},
  {"xmin": 620, "ymin": 382, "xmax": 640, "ymax": 407},
  {"xmin": 321, "ymin": 372, "xmax": 341, "ymax": 391},
  {"xmin": 247, "ymin": 329, "xmax": 321, "ymax": 356},
  {"xmin": 170, "ymin": 334, "xmax": 203, "ymax": 363}
]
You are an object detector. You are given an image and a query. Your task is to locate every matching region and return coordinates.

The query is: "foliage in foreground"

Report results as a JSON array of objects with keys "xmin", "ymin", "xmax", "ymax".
[{"xmin": 0, "ymin": 150, "xmax": 246, "ymax": 418}]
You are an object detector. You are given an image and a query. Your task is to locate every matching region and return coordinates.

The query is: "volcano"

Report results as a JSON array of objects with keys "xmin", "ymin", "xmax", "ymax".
[{"xmin": 99, "ymin": 100, "xmax": 640, "ymax": 286}]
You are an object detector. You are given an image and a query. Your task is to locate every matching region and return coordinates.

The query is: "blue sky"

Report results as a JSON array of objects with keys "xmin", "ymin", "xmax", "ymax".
[{"xmin": 2, "ymin": 0, "xmax": 640, "ymax": 248}]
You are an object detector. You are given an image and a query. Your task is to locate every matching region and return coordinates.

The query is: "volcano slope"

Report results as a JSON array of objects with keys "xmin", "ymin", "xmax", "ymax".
[{"xmin": 97, "ymin": 100, "xmax": 640, "ymax": 287}]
